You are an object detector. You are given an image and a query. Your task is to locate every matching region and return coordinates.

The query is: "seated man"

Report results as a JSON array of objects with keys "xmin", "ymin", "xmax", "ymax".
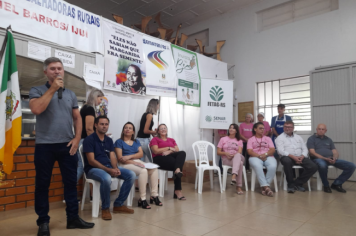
[
  {"xmin": 276, "ymin": 121, "xmax": 318, "ymax": 193},
  {"xmin": 83, "ymin": 116, "xmax": 136, "ymax": 220},
  {"xmin": 307, "ymin": 124, "xmax": 356, "ymax": 193}
]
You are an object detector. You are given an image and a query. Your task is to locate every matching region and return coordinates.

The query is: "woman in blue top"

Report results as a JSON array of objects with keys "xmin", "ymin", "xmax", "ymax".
[{"xmin": 114, "ymin": 122, "xmax": 161, "ymax": 209}]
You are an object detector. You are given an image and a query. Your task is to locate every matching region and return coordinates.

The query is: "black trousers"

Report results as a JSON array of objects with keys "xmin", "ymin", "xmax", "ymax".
[
  {"xmin": 242, "ymin": 142, "xmax": 250, "ymax": 170},
  {"xmin": 280, "ymin": 156, "xmax": 318, "ymax": 188},
  {"xmin": 34, "ymin": 143, "xmax": 79, "ymax": 226},
  {"xmin": 153, "ymin": 151, "xmax": 186, "ymax": 190}
]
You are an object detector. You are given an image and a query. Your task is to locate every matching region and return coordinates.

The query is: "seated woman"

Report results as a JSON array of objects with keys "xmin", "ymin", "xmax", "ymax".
[
  {"xmin": 217, "ymin": 124, "xmax": 245, "ymax": 195},
  {"xmin": 114, "ymin": 122, "xmax": 161, "ymax": 209},
  {"xmin": 247, "ymin": 122, "xmax": 277, "ymax": 197},
  {"xmin": 150, "ymin": 124, "xmax": 187, "ymax": 200}
]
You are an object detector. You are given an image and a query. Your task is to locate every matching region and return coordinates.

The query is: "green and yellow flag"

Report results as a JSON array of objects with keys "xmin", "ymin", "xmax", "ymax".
[{"xmin": 0, "ymin": 27, "xmax": 22, "ymax": 175}]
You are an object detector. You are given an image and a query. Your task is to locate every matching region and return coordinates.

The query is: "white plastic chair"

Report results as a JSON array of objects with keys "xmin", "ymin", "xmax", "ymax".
[
  {"xmin": 148, "ymin": 144, "xmax": 169, "ymax": 197},
  {"xmin": 251, "ymin": 166, "xmax": 278, "ymax": 192},
  {"xmin": 316, "ymin": 165, "xmax": 337, "ymax": 190},
  {"xmin": 222, "ymin": 165, "xmax": 248, "ymax": 191},
  {"xmin": 280, "ymin": 165, "xmax": 311, "ymax": 191},
  {"xmin": 192, "ymin": 141, "xmax": 222, "ymax": 194}
]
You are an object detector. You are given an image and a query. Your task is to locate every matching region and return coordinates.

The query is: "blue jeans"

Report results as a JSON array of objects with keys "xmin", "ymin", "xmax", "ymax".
[
  {"xmin": 137, "ymin": 138, "xmax": 152, "ymax": 162},
  {"xmin": 34, "ymin": 143, "xmax": 78, "ymax": 226},
  {"xmin": 313, "ymin": 158, "xmax": 356, "ymax": 187},
  {"xmin": 249, "ymin": 157, "xmax": 277, "ymax": 187},
  {"xmin": 76, "ymin": 139, "xmax": 84, "ymax": 182},
  {"xmin": 86, "ymin": 165, "xmax": 136, "ymax": 209}
]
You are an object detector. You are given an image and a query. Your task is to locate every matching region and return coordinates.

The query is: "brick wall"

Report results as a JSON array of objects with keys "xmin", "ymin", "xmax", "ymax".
[{"xmin": 0, "ymin": 140, "xmax": 84, "ymax": 212}]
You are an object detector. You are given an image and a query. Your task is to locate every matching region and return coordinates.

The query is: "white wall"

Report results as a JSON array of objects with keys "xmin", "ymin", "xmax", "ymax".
[{"xmin": 181, "ymin": 0, "xmax": 356, "ymax": 133}]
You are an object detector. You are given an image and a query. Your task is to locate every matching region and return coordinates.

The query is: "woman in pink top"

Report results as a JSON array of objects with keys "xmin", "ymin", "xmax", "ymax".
[
  {"xmin": 150, "ymin": 124, "xmax": 187, "ymax": 200},
  {"xmin": 257, "ymin": 112, "xmax": 271, "ymax": 136},
  {"xmin": 247, "ymin": 122, "xmax": 277, "ymax": 197},
  {"xmin": 217, "ymin": 124, "xmax": 245, "ymax": 195},
  {"xmin": 240, "ymin": 113, "xmax": 254, "ymax": 172}
]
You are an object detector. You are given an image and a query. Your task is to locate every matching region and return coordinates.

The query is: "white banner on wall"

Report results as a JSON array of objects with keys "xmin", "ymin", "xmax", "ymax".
[
  {"xmin": 143, "ymin": 36, "xmax": 177, "ymax": 97},
  {"xmin": 102, "ymin": 19, "xmax": 146, "ymax": 96},
  {"xmin": 197, "ymin": 54, "xmax": 228, "ymax": 79},
  {"xmin": 171, "ymin": 45, "xmax": 200, "ymax": 107},
  {"xmin": 200, "ymin": 79, "xmax": 233, "ymax": 129},
  {"xmin": 0, "ymin": 0, "xmax": 103, "ymax": 53}
]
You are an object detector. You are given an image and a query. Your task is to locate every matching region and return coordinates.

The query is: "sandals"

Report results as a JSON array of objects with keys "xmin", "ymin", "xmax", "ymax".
[
  {"xmin": 236, "ymin": 188, "xmax": 244, "ymax": 195},
  {"xmin": 230, "ymin": 179, "xmax": 237, "ymax": 185},
  {"xmin": 173, "ymin": 193, "xmax": 186, "ymax": 200},
  {"xmin": 150, "ymin": 196, "xmax": 163, "ymax": 206},
  {"xmin": 138, "ymin": 199, "xmax": 151, "ymax": 209},
  {"xmin": 264, "ymin": 187, "xmax": 274, "ymax": 197}
]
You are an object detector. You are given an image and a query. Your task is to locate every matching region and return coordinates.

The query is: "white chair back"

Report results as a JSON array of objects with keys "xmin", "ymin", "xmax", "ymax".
[
  {"xmin": 78, "ymin": 145, "xmax": 88, "ymax": 180},
  {"xmin": 192, "ymin": 141, "xmax": 216, "ymax": 168}
]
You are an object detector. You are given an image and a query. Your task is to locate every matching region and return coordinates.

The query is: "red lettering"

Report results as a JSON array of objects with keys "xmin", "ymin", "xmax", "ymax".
[
  {"xmin": 39, "ymin": 14, "xmax": 45, "ymax": 23},
  {"xmin": 12, "ymin": 5, "xmax": 18, "ymax": 15},
  {"xmin": 53, "ymin": 20, "xmax": 59, "ymax": 28},
  {"xmin": 60, "ymin": 23, "xmax": 66, "ymax": 30},
  {"xmin": 0, "ymin": 1, "xmax": 2, "ymax": 10},
  {"xmin": 23, "ymin": 9, "xmax": 30, "ymax": 18},
  {"xmin": 4, "ymin": 2, "xmax": 10, "ymax": 11},
  {"xmin": 72, "ymin": 26, "xmax": 78, "ymax": 34},
  {"xmin": 31, "ymin": 12, "xmax": 38, "ymax": 22},
  {"xmin": 86, "ymin": 31, "xmax": 88, "ymax": 38},
  {"xmin": 79, "ymin": 29, "xmax": 85, "ymax": 36},
  {"xmin": 46, "ymin": 17, "xmax": 52, "ymax": 26}
]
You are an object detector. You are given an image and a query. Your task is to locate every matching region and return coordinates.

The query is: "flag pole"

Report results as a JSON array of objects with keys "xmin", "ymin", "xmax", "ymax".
[{"xmin": 0, "ymin": 26, "xmax": 11, "ymax": 64}]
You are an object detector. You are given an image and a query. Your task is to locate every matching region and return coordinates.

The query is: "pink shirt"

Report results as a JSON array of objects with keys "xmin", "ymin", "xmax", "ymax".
[
  {"xmin": 247, "ymin": 136, "xmax": 275, "ymax": 155},
  {"xmin": 150, "ymin": 137, "xmax": 177, "ymax": 158},
  {"xmin": 239, "ymin": 123, "xmax": 253, "ymax": 142},
  {"xmin": 262, "ymin": 121, "xmax": 271, "ymax": 136},
  {"xmin": 217, "ymin": 136, "xmax": 243, "ymax": 159}
]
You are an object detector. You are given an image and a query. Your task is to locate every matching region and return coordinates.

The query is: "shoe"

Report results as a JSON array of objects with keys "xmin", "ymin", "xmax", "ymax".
[
  {"xmin": 230, "ymin": 179, "xmax": 237, "ymax": 185},
  {"xmin": 150, "ymin": 196, "xmax": 163, "ymax": 206},
  {"xmin": 331, "ymin": 184, "xmax": 346, "ymax": 193},
  {"xmin": 138, "ymin": 199, "xmax": 151, "ymax": 209},
  {"xmin": 287, "ymin": 186, "xmax": 295, "ymax": 193},
  {"xmin": 37, "ymin": 223, "xmax": 50, "ymax": 236},
  {"xmin": 67, "ymin": 217, "xmax": 95, "ymax": 229},
  {"xmin": 113, "ymin": 205, "xmax": 134, "ymax": 214},
  {"xmin": 173, "ymin": 193, "xmax": 186, "ymax": 200},
  {"xmin": 101, "ymin": 209, "xmax": 112, "ymax": 220},
  {"xmin": 173, "ymin": 172, "xmax": 183, "ymax": 180},
  {"xmin": 294, "ymin": 185, "xmax": 306, "ymax": 192},
  {"xmin": 324, "ymin": 186, "xmax": 332, "ymax": 193}
]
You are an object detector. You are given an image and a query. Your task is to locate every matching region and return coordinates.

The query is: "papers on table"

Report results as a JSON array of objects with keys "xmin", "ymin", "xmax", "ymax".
[{"xmin": 144, "ymin": 163, "xmax": 160, "ymax": 169}]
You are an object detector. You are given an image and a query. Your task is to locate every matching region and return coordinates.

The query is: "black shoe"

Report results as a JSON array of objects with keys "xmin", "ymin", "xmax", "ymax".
[
  {"xmin": 138, "ymin": 199, "xmax": 151, "ymax": 209},
  {"xmin": 67, "ymin": 217, "xmax": 95, "ymax": 229},
  {"xmin": 287, "ymin": 186, "xmax": 295, "ymax": 193},
  {"xmin": 38, "ymin": 223, "xmax": 50, "ymax": 236},
  {"xmin": 324, "ymin": 186, "xmax": 332, "ymax": 193},
  {"xmin": 150, "ymin": 196, "xmax": 163, "ymax": 206},
  {"xmin": 173, "ymin": 172, "xmax": 183, "ymax": 180},
  {"xmin": 294, "ymin": 185, "xmax": 306, "ymax": 192},
  {"xmin": 331, "ymin": 184, "xmax": 346, "ymax": 193}
]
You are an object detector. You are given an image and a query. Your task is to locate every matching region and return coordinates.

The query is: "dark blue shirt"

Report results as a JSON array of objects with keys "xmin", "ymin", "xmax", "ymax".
[
  {"xmin": 271, "ymin": 115, "xmax": 292, "ymax": 130},
  {"xmin": 114, "ymin": 139, "xmax": 141, "ymax": 156},
  {"xmin": 83, "ymin": 132, "xmax": 114, "ymax": 174}
]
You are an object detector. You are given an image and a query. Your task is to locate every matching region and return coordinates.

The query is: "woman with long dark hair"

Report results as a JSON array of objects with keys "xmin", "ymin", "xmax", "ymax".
[
  {"xmin": 114, "ymin": 122, "xmax": 161, "ymax": 209},
  {"xmin": 121, "ymin": 64, "xmax": 146, "ymax": 95},
  {"xmin": 150, "ymin": 124, "xmax": 187, "ymax": 200},
  {"xmin": 217, "ymin": 124, "xmax": 245, "ymax": 194},
  {"xmin": 247, "ymin": 122, "xmax": 277, "ymax": 197}
]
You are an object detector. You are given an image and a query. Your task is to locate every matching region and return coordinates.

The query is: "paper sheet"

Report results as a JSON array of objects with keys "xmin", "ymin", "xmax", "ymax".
[
  {"xmin": 83, "ymin": 76, "xmax": 102, "ymax": 90},
  {"xmin": 28, "ymin": 41, "xmax": 51, "ymax": 61},
  {"xmin": 144, "ymin": 163, "xmax": 160, "ymax": 169},
  {"xmin": 84, "ymin": 62, "xmax": 104, "ymax": 82}
]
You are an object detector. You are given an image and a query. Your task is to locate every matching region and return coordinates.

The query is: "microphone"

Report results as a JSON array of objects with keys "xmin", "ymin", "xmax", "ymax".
[{"xmin": 57, "ymin": 75, "xmax": 63, "ymax": 99}]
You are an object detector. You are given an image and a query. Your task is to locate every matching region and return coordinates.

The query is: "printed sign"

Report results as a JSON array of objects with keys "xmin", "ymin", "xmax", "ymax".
[
  {"xmin": 27, "ymin": 41, "xmax": 51, "ymax": 61},
  {"xmin": 102, "ymin": 19, "xmax": 146, "ymax": 96},
  {"xmin": 0, "ymin": 0, "xmax": 103, "ymax": 53},
  {"xmin": 143, "ymin": 36, "xmax": 177, "ymax": 97},
  {"xmin": 54, "ymin": 49, "xmax": 75, "ymax": 68},
  {"xmin": 200, "ymin": 79, "xmax": 233, "ymax": 129},
  {"xmin": 171, "ymin": 45, "xmax": 200, "ymax": 106},
  {"xmin": 84, "ymin": 63, "xmax": 104, "ymax": 82}
]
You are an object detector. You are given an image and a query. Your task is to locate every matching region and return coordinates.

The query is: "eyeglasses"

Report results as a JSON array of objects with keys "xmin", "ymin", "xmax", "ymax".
[{"xmin": 159, "ymin": 128, "xmax": 167, "ymax": 131}]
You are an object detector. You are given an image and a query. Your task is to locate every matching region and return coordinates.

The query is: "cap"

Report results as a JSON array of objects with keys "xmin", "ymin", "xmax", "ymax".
[{"xmin": 258, "ymin": 112, "xmax": 265, "ymax": 117}]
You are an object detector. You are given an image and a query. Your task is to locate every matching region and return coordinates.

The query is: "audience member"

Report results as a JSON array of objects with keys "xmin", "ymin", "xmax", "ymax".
[{"xmin": 240, "ymin": 113, "xmax": 254, "ymax": 172}]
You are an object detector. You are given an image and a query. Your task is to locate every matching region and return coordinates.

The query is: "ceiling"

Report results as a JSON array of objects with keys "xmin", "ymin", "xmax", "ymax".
[
  {"xmin": 67, "ymin": 0, "xmax": 259, "ymax": 31},
  {"xmin": 17, "ymin": 56, "xmax": 87, "ymax": 100}
]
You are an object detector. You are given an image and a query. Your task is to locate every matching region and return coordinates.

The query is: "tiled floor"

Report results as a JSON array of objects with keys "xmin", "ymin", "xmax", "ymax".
[{"xmin": 1, "ymin": 176, "xmax": 356, "ymax": 236}]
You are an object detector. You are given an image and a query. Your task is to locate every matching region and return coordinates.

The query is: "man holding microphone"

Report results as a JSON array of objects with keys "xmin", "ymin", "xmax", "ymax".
[{"xmin": 29, "ymin": 57, "xmax": 94, "ymax": 236}]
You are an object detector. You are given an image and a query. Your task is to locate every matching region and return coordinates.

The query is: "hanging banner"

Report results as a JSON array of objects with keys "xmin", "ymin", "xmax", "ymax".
[
  {"xmin": 143, "ymin": 36, "xmax": 177, "ymax": 97},
  {"xmin": 102, "ymin": 19, "xmax": 146, "ymax": 96},
  {"xmin": 200, "ymin": 79, "xmax": 233, "ymax": 129},
  {"xmin": 171, "ymin": 45, "xmax": 201, "ymax": 107},
  {"xmin": 0, "ymin": 0, "xmax": 103, "ymax": 53}
]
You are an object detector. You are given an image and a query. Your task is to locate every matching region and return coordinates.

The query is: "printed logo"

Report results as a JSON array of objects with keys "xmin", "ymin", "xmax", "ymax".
[
  {"xmin": 209, "ymin": 86, "xmax": 224, "ymax": 101},
  {"xmin": 5, "ymin": 91, "xmax": 19, "ymax": 121},
  {"xmin": 205, "ymin": 115, "xmax": 212, "ymax": 122},
  {"xmin": 148, "ymin": 50, "xmax": 168, "ymax": 70}
]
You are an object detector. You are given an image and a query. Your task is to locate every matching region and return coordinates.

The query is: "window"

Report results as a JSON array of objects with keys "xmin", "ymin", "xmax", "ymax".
[
  {"xmin": 257, "ymin": 75, "xmax": 311, "ymax": 132},
  {"xmin": 256, "ymin": 0, "xmax": 339, "ymax": 32}
]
